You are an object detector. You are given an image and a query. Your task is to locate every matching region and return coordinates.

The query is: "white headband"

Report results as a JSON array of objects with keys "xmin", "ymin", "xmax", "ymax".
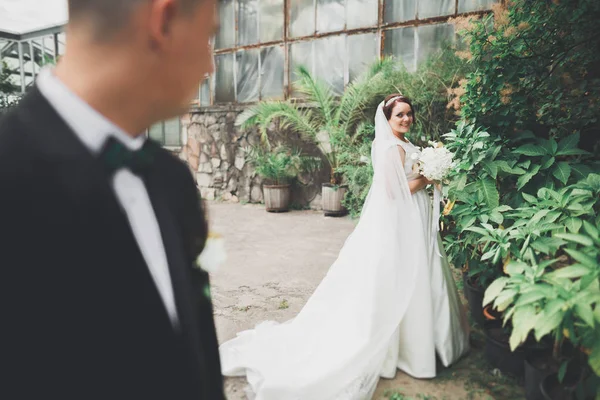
[{"xmin": 384, "ymin": 95, "xmax": 404, "ymax": 107}]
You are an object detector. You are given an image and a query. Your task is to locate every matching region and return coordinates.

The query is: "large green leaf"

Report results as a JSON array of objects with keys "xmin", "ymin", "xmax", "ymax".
[
  {"xmin": 510, "ymin": 305, "xmax": 538, "ymax": 351},
  {"xmin": 477, "ymin": 178, "xmax": 500, "ymax": 209},
  {"xmin": 565, "ymin": 217, "xmax": 583, "ymax": 233},
  {"xmin": 483, "ymin": 277, "xmax": 509, "ymax": 306},
  {"xmin": 589, "ymin": 343, "xmax": 600, "ymax": 377},
  {"xmin": 555, "ymin": 232, "xmax": 594, "ymax": 247},
  {"xmin": 515, "ymin": 291, "xmax": 547, "ymax": 307},
  {"xmin": 557, "ymin": 132, "xmax": 580, "ymax": 152},
  {"xmin": 541, "ymin": 156, "xmax": 556, "ymax": 170},
  {"xmin": 482, "ymin": 160, "xmax": 498, "ymax": 179},
  {"xmin": 494, "ymin": 288, "xmax": 518, "ymax": 311},
  {"xmin": 517, "ymin": 165, "xmax": 541, "ymax": 190},
  {"xmin": 514, "ymin": 144, "xmax": 548, "ymax": 157},
  {"xmin": 534, "ymin": 299, "xmax": 566, "ymax": 341},
  {"xmin": 552, "ymin": 162, "xmax": 572, "ymax": 185},
  {"xmin": 546, "ymin": 265, "xmax": 591, "ymax": 280},
  {"xmin": 565, "ymin": 249, "xmax": 597, "ymax": 268},
  {"xmin": 575, "ymin": 303, "xmax": 596, "ymax": 328},
  {"xmin": 454, "ymin": 174, "xmax": 468, "ymax": 192}
]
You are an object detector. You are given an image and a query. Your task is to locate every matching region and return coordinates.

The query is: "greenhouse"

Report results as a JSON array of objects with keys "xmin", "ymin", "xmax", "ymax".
[{"xmin": 0, "ymin": 0, "xmax": 67, "ymax": 93}]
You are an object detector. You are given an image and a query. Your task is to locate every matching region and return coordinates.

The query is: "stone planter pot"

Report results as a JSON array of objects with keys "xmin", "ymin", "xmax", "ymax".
[
  {"xmin": 264, "ymin": 184, "xmax": 291, "ymax": 213},
  {"xmin": 322, "ymin": 184, "xmax": 348, "ymax": 217}
]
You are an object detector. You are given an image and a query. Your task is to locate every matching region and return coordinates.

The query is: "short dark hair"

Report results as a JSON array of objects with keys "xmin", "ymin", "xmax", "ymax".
[
  {"xmin": 382, "ymin": 93, "xmax": 416, "ymax": 123},
  {"xmin": 68, "ymin": 0, "xmax": 202, "ymax": 36}
]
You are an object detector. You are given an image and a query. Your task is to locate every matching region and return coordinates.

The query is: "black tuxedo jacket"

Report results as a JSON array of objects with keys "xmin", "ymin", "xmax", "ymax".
[{"xmin": 0, "ymin": 88, "xmax": 224, "ymax": 399}]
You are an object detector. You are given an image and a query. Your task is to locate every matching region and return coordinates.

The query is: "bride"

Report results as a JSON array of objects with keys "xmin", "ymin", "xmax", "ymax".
[{"xmin": 220, "ymin": 94, "xmax": 470, "ymax": 400}]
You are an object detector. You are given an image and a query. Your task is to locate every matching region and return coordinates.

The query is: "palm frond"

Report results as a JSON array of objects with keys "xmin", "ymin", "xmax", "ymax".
[
  {"xmin": 292, "ymin": 65, "xmax": 336, "ymax": 126},
  {"xmin": 336, "ymin": 57, "xmax": 396, "ymax": 140},
  {"xmin": 236, "ymin": 101, "xmax": 321, "ymax": 148}
]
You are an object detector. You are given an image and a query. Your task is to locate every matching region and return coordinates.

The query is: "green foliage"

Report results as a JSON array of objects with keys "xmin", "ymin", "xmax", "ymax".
[
  {"xmin": 441, "ymin": 116, "xmax": 598, "ymax": 287},
  {"xmin": 483, "ymin": 222, "xmax": 600, "ymax": 389},
  {"xmin": 236, "ymin": 59, "xmax": 397, "ymax": 184},
  {"xmin": 244, "ymin": 144, "xmax": 320, "ymax": 186},
  {"xmin": 458, "ymin": 0, "xmax": 600, "ymax": 153}
]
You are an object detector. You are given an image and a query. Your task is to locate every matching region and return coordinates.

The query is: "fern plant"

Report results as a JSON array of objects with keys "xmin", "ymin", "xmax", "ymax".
[{"xmin": 235, "ymin": 59, "xmax": 396, "ymax": 184}]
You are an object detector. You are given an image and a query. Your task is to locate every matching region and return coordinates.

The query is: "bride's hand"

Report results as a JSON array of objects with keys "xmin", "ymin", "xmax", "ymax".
[{"xmin": 422, "ymin": 176, "xmax": 434, "ymax": 185}]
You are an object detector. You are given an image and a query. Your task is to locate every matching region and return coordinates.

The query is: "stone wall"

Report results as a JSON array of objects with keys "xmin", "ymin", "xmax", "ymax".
[{"xmin": 178, "ymin": 106, "xmax": 328, "ymax": 209}]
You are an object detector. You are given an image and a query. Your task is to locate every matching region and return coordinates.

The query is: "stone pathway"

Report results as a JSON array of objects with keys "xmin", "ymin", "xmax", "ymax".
[{"xmin": 207, "ymin": 202, "xmax": 525, "ymax": 400}]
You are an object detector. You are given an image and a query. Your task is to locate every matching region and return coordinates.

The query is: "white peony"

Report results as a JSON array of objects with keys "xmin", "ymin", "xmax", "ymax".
[
  {"xmin": 196, "ymin": 232, "xmax": 227, "ymax": 273},
  {"xmin": 416, "ymin": 142, "xmax": 455, "ymax": 182}
]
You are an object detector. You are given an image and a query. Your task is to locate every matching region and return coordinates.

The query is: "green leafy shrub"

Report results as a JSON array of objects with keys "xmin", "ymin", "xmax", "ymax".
[
  {"xmin": 245, "ymin": 144, "xmax": 320, "ymax": 186},
  {"xmin": 455, "ymin": 0, "xmax": 600, "ymax": 153}
]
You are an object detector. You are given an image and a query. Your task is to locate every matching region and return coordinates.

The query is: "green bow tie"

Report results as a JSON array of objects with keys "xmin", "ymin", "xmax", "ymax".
[{"xmin": 99, "ymin": 137, "xmax": 156, "ymax": 177}]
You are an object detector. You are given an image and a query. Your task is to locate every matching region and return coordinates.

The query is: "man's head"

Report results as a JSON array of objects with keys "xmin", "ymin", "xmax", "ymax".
[{"xmin": 64, "ymin": 0, "xmax": 218, "ymax": 125}]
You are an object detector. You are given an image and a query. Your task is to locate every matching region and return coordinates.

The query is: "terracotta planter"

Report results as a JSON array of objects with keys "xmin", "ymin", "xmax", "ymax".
[
  {"xmin": 263, "ymin": 184, "xmax": 291, "ymax": 213},
  {"xmin": 322, "ymin": 184, "xmax": 348, "ymax": 217}
]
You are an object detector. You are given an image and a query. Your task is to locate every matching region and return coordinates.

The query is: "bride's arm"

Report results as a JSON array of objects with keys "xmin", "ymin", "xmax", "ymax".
[
  {"xmin": 396, "ymin": 146, "xmax": 432, "ymax": 194},
  {"xmin": 409, "ymin": 176, "xmax": 431, "ymax": 194}
]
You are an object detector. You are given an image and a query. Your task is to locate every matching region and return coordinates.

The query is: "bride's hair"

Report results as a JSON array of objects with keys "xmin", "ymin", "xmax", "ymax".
[{"xmin": 382, "ymin": 94, "xmax": 416, "ymax": 123}]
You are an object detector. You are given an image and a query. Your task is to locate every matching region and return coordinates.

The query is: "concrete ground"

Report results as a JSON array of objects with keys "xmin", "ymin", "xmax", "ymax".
[{"xmin": 207, "ymin": 202, "xmax": 525, "ymax": 400}]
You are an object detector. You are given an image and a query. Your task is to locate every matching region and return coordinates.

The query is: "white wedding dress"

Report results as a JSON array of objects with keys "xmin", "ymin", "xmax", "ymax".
[{"xmin": 220, "ymin": 102, "xmax": 470, "ymax": 400}]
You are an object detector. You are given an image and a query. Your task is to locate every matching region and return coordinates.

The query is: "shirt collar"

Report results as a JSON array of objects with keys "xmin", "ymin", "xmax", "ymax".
[{"xmin": 36, "ymin": 67, "xmax": 146, "ymax": 153}]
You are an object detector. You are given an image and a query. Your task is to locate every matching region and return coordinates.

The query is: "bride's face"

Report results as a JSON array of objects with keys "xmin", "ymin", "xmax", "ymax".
[{"xmin": 388, "ymin": 102, "xmax": 413, "ymax": 135}]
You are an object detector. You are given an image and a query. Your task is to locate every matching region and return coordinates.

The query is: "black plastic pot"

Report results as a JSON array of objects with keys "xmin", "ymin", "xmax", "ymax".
[
  {"xmin": 464, "ymin": 276, "xmax": 485, "ymax": 326},
  {"xmin": 525, "ymin": 351, "xmax": 557, "ymax": 400},
  {"xmin": 483, "ymin": 320, "xmax": 526, "ymax": 377},
  {"xmin": 540, "ymin": 372, "xmax": 579, "ymax": 400}
]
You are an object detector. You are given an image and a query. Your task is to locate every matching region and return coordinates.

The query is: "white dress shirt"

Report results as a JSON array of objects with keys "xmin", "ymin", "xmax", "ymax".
[{"xmin": 37, "ymin": 68, "xmax": 180, "ymax": 327}]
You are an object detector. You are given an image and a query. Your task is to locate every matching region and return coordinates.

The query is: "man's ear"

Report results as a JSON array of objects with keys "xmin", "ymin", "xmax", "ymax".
[{"xmin": 147, "ymin": 0, "xmax": 179, "ymax": 50}]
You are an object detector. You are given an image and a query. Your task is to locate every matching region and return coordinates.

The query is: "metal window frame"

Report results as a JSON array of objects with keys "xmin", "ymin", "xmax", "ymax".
[
  {"xmin": 147, "ymin": 117, "xmax": 183, "ymax": 149},
  {"xmin": 206, "ymin": 0, "xmax": 495, "ymax": 107}
]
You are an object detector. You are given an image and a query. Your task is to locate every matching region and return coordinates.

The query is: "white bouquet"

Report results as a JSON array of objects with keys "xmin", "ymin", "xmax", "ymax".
[
  {"xmin": 415, "ymin": 141, "xmax": 455, "ymax": 182},
  {"xmin": 196, "ymin": 232, "xmax": 227, "ymax": 273}
]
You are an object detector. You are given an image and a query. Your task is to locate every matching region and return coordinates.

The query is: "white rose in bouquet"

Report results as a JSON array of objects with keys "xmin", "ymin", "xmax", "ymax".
[{"xmin": 416, "ymin": 141, "xmax": 455, "ymax": 182}]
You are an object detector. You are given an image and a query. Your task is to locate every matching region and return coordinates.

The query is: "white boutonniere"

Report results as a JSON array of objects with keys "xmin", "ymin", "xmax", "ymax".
[{"xmin": 196, "ymin": 232, "xmax": 227, "ymax": 273}]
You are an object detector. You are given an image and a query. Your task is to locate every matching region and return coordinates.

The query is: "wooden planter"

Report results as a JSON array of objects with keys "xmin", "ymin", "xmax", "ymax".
[
  {"xmin": 322, "ymin": 184, "xmax": 348, "ymax": 217},
  {"xmin": 264, "ymin": 184, "xmax": 291, "ymax": 213}
]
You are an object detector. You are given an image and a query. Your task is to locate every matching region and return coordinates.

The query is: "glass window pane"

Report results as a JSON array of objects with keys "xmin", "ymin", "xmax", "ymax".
[
  {"xmin": 289, "ymin": 41, "xmax": 313, "ymax": 97},
  {"xmin": 347, "ymin": 0, "xmax": 378, "ymax": 29},
  {"xmin": 260, "ymin": 46, "xmax": 285, "ymax": 100},
  {"xmin": 418, "ymin": 0, "xmax": 455, "ymax": 19},
  {"xmin": 383, "ymin": 27, "xmax": 416, "ymax": 72},
  {"xmin": 316, "ymin": 0, "xmax": 345, "ymax": 34},
  {"xmin": 164, "ymin": 118, "xmax": 181, "ymax": 146},
  {"xmin": 238, "ymin": 0, "xmax": 259, "ymax": 46},
  {"xmin": 314, "ymin": 35, "xmax": 345, "ymax": 95},
  {"xmin": 215, "ymin": 0, "xmax": 235, "ymax": 49},
  {"xmin": 290, "ymin": 0, "xmax": 315, "ymax": 38},
  {"xmin": 149, "ymin": 123, "xmax": 164, "ymax": 144},
  {"xmin": 348, "ymin": 33, "xmax": 378, "ymax": 83},
  {"xmin": 458, "ymin": 0, "xmax": 497, "ymax": 13},
  {"xmin": 236, "ymin": 49, "xmax": 260, "ymax": 103},
  {"xmin": 260, "ymin": 0, "xmax": 284, "ymax": 42},
  {"xmin": 200, "ymin": 79, "xmax": 211, "ymax": 106},
  {"xmin": 215, "ymin": 53, "xmax": 235, "ymax": 103},
  {"xmin": 417, "ymin": 23, "xmax": 455, "ymax": 65},
  {"xmin": 384, "ymin": 0, "xmax": 416, "ymax": 23}
]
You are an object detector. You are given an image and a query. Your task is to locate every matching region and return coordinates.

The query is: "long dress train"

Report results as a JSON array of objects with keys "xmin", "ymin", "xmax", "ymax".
[{"xmin": 219, "ymin": 102, "xmax": 470, "ymax": 400}]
